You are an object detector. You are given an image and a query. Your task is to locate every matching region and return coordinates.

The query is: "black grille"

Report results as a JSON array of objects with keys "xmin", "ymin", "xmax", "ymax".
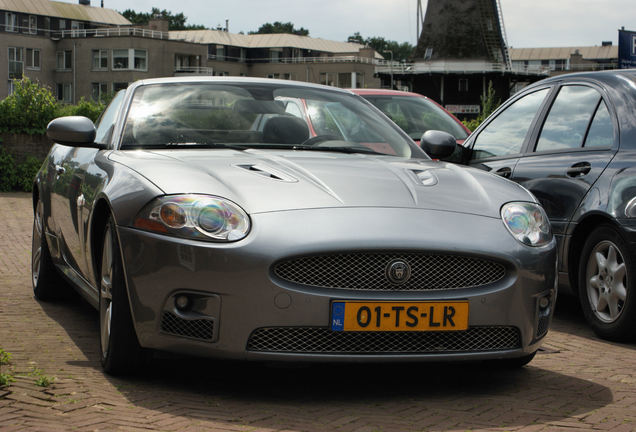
[
  {"xmin": 247, "ymin": 326, "xmax": 521, "ymax": 353},
  {"xmin": 537, "ymin": 314, "xmax": 550, "ymax": 338},
  {"xmin": 161, "ymin": 312, "xmax": 215, "ymax": 341},
  {"xmin": 274, "ymin": 252, "xmax": 506, "ymax": 291}
]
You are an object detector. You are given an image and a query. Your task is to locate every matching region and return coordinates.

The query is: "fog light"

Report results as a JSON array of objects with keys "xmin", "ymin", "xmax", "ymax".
[
  {"xmin": 175, "ymin": 295, "xmax": 190, "ymax": 311},
  {"xmin": 539, "ymin": 296, "xmax": 550, "ymax": 309}
]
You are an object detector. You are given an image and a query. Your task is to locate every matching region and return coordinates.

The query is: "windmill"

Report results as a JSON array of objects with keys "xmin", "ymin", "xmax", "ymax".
[{"xmin": 414, "ymin": 0, "xmax": 511, "ymax": 70}]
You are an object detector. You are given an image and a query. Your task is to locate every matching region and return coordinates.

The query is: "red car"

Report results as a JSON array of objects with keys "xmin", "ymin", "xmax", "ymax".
[{"xmin": 350, "ymin": 89, "xmax": 471, "ymax": 145}]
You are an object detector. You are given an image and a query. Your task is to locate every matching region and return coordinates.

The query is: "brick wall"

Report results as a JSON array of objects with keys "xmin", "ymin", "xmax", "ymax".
[{"xmin": 0, "ymin": 133, "xmax": 53, "ymax": 162}]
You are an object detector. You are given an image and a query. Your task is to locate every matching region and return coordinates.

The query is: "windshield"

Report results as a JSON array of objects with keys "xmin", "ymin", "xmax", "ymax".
[
  {"xmin": 120, "ymin": 82, "xmax": 420, "ymax": 158},
  {"xmin": 362, "ymin": 95, "xmax": 469, "ymax": 141}
]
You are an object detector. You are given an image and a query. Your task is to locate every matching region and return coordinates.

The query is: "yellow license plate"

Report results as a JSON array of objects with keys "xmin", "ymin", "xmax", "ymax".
[{"xmin": 331, "ymin": 301, "xmax": 469, "ymax": 332}]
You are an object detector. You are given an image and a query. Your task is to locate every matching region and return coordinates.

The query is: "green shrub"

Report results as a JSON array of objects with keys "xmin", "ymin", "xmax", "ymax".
[
  {"xmin": 0, "ymin": 147, "xmax": 43, "ymax": 192},
  {"xmin": 0, "ymin": 78, "xmax": 57, "ymax": 135},
  {"xmin": 0, "ymin": 147, "xmax": 18, "ymax": 191},
  {"xmin": 17, "ymin": 156, "xmax": 44, "ymax": 193},
  {"xmin": 56, "ymin": 97, "xmax": 105, "ymax": 123},
  {"xmin": 461, "ymin": 81, "xmax": 501, "ymax": 132}
]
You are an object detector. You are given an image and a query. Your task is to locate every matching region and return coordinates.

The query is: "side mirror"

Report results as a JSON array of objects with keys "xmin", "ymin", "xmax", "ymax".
[
  {"xmin": 420, "ymin": 130, "xmax": 457, "ymax": 159},
  {"xmin": 47, "ymin": 116, "xmax": 101, "ymax": 148}
]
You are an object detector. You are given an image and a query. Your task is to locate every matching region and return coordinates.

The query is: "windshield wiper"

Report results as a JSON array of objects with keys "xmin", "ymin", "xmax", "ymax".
[
  {"xmin": 245, "ymin": 143, "xmax": 381, "ymax": 155},
  {"xmin": 292, "ymin": 145, "xmax": 381, "ymax": 155},
  {"xmin": 124, "ymin": 142, "xmax": 249, "ymax": 150}
]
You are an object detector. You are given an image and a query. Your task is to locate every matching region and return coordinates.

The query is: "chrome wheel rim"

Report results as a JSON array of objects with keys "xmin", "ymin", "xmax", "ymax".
[
  {"xmin": 32, "ymin": 201, "xmax": 43, "ymax": 288},
  {"xmin": 100, "ymin": 226, "xmax": 114, "ymax": 358},
  {"xmin": 585, "ymin": 240, "xmax": 627, "ymax": 323}
]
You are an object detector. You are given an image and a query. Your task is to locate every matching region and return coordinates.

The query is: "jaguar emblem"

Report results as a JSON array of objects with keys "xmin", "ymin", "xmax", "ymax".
[{"xmin": 386, "ymin": 259, "xmax": 411, "ymax": 285}]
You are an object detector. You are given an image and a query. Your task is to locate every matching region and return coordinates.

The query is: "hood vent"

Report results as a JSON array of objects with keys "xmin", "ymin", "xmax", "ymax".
[
  {"xmin": 409, "ymin": 169, "xmax": 438, "ymax": 187},
  {"xmin": 236, "ymin": 164, "xmax": 297, "ymax": 182}
]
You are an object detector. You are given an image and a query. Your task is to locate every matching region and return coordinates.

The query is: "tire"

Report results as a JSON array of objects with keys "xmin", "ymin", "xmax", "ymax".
[
  {"xmin": 578, "ymin": 224, "xmax": 636, "ymax": 341},
  {"xmin": 32, "ymin": 198, "xmax": 65, "ymax": 301},
  {"xmin": 99, "ymin": 217, "xmax": 145, "ymax": 375}
]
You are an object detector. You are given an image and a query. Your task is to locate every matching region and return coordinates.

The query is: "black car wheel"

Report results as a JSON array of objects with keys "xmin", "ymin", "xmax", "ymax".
[
  {"xmin": 32, "ymin": 198, "xmax": 64, "ymax": 301},
  {"xmin": 578, "ymin": 224, "xmax": 636, "ymax": 341},
  {"xmin": 99, "ymin": 217, "xmax": 145, "ymax": 374}
]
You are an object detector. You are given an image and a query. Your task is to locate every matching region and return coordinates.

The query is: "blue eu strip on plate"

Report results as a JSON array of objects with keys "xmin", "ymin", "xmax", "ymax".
[{"xmin": 331, "ymin": 302, "xmax": 345, "ymax": 331}]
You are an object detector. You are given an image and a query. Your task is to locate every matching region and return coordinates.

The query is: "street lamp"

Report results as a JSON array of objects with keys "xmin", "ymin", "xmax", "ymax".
[{"xmin": 383, "ymin": 49, "xmax": 393, "ymax": 89}]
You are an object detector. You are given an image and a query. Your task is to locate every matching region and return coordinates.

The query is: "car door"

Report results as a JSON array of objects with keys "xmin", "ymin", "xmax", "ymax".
[
  {"xmin": 50, "ymin": 91, "xmax": 125, "ymax": 281},
  {"xmin": 509, "ymin": 84, "xmax": 618, "ymax": 242},
  {"xmin": 466, "ymin": 87, "xmax": 553, "ymax": 178}
]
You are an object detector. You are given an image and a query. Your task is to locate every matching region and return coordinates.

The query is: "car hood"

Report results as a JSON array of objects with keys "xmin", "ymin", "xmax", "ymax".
[{"xmin": 108, "ymin": 149, "xmax": 534, "ymax": 217}]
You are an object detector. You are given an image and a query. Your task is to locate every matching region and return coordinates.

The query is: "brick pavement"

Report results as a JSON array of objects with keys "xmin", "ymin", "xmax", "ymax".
[{"xmin": 0, "ymin": 192, "xmax": 634, "ymax": 432}]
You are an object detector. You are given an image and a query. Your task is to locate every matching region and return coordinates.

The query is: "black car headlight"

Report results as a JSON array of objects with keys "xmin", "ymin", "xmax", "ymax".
[
  {"xmin": 501, "ymin": 202, "xmax": 552, "ymax": 247},
  {"xmin": 133, "ymin": 194, "xmax": 250, "ymax": 242}
]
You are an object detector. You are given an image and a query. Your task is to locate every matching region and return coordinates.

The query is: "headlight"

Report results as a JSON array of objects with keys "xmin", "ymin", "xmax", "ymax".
[
  {"xmin": 501, "ymin": 202, "xmax": 552, "ymax": 247},
  {"xmin": 133, "ymin": 194, "xmax": 250, "ymax": 242}
]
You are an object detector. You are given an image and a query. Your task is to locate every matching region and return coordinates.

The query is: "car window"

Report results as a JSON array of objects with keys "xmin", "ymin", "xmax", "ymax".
[
  {"xmin": 584, "ymin": 100, "xmax": 613, "ymax": 148},
  {"xmin": 119, "ymin": 83, "xmax": 417, "ymax": 158},
  {"xmin": 283, "ymin": 100, "xmax": 303, "ymax": 118},
  {"xmin": 94, "ymin": 90, "xmax": 125, "ymax": 145},
  {"xmin": 363, "ymin": 95, "xmax": 469, "ymax": 141},
  {"xmin": 471, "ymin": 88, "xmax": 549, "ymax": 160},
  {"xmin": 535, "ymin": 86, "xmax": 602, "ymax": 152}
]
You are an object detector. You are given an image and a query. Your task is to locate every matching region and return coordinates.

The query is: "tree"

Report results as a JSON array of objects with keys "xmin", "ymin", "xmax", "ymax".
[
  {"xmin": 250, "ymin": 21, "xmax": 309, "ymax": 36},
  {"xmin": 120, "ymin": 8, "xmax": 206, "ymax": 31},
  {"xmin": 346, "ymin": 33, "xmax": 414, "ymax": 62}
]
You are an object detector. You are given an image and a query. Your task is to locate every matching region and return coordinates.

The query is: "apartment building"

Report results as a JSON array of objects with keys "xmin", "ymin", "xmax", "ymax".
[{"xmin": 1, "ymin": 0, "xmax": 380, "ymax": 103}]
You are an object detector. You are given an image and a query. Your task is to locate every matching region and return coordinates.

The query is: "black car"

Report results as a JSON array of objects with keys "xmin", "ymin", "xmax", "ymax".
[{"xmin": 452, "ymin": 69, "xmax": 636, "ymax": 341}]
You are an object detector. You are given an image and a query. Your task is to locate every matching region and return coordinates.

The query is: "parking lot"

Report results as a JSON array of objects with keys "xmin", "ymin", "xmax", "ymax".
[{"xmin": 0, "ymin": 192, "xmax": 635, "ymax": 432}]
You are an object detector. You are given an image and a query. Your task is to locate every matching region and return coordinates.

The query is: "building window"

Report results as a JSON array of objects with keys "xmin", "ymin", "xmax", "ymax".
[
  {"xmin": 337, "ymin": 73, "xmax": 351, "ymax": 88},
  {"xmin": 320, "ymin": 72, "xmax": 335, "ymax": 87},
  {"xmin": 134, "ymin": 49, "xmax": 147, "ymax": 70},
  {"xmin": 8, "ymin": 47, "xmax": 23, "ymax": 79},
  {"xmin": 92, "ymin": 49, "xmax": 108, "ymax": 70},
  {"xmin": 8, "ymin": 80, "xmax": 16, "ymax": 96},
  {"xmin": 458, "ymin": 78, "xmax": 469, "ymax": 92},
  {"xmin": 59, "ymin": 19, "xmax": 66, "ymax": 30},
  {"xmin": 216, "ymin": 45, "xmax": 225, "ymax": 61},
  {"xmin": 56, "ymin": 50, "xmax": 72, "ymax": 70},
  {"xmin": 270, "ymin": 49, "xmax": 281, "ymax": 63},
  {"xmin": 70, "ymin": 20, "xmax": 85, "ymax": 37},
  {"xmin": 26, "ymin": 48, "xmax": 40, "ymax": 70},
  {"xmin": 113, "ymin": 82, "xmax": 128, "ymax": 92},
  {"xmin": 57, "ymin": 83, "xmax": 72, "ymax": 103},
  {"xmin": 91, "ymin": 82, "xmax": 108, "ymax": 102},
  {"xmin": 28, "ymin": 15, "xmax": 37, "ymax": 34},
  {"xmin": 113, "ymin": 49, "xmax": 147, "ymax": 71},
  {"xmin": 5, "ymin": 12, "xmax": 17, "ymax": 32}
]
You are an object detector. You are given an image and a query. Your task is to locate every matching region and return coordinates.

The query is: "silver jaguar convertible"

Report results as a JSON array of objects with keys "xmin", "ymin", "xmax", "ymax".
[{"xmin": 32, "ymin": 77, "xmax": 557, "ymax": 374}]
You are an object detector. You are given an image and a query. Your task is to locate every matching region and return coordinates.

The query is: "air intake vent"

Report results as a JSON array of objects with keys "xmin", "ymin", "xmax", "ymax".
[
  {"xmin": 236, "ymin": 164, "xmax": 297, "ymax": 182},
  {"xmin": 161, "ymin": 312, "xmax": 215, "ymax": 341},
  {"xmin": 247, "ymin": 326, "xmax": 521, "ymax": 353}
]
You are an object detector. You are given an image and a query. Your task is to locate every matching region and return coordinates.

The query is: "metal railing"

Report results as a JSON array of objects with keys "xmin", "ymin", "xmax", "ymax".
[
  {"xmin": 208, "ymin": 54, "xmax": 378, "ymax": 65},
  {"xmin": 54, "ymin": 27, "xmax": 170, "ymax": 39},
  {"xmin": 174, "ymin": 66, "xmax": 214, "ymax": 75}
]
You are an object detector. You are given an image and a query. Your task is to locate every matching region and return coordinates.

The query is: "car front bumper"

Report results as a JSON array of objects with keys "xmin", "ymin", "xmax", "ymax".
[{"xmin": 117, "ymin": 207, "xmax": 557, "ymax": 362}]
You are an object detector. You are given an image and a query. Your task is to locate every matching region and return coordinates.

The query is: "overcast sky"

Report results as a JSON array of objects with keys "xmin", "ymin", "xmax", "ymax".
[{"xmin": 71, "ymin": 0, "xmax": 635, "ymax": 48}]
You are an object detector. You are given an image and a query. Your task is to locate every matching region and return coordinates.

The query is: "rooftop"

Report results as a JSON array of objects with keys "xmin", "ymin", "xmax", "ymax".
[
  {"xmin": 510, "ymin": 45, "xmax": 618, "ymax": 61},
  {"xmin": 169, "ymin": 30, "xmax": 381, "ymax": 57},
  {"xmin": 0, "ymin": 0, "xmax": 131, "ymax": 26}
]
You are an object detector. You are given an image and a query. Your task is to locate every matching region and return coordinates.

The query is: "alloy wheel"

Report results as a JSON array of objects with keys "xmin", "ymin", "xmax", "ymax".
[
  {"xmin": 585, "ymin": 240, "xmax": 628, "ymax": 323},
  {"xmin": 100, "ymin": 226, "xmax": 114, "ymax": 358}
]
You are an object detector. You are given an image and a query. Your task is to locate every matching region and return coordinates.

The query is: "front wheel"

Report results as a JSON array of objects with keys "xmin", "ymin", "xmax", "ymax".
[
  {"xmin": 32, "ymin": 198, "xmax": 65, "ymax": 301},
  {"xmin": 578, "ymin": 224, "xmax": 636, "ymax": 341},
  {"xmin": 99, "ymin": 217, "xmax": 145, "ymax": 374}
]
